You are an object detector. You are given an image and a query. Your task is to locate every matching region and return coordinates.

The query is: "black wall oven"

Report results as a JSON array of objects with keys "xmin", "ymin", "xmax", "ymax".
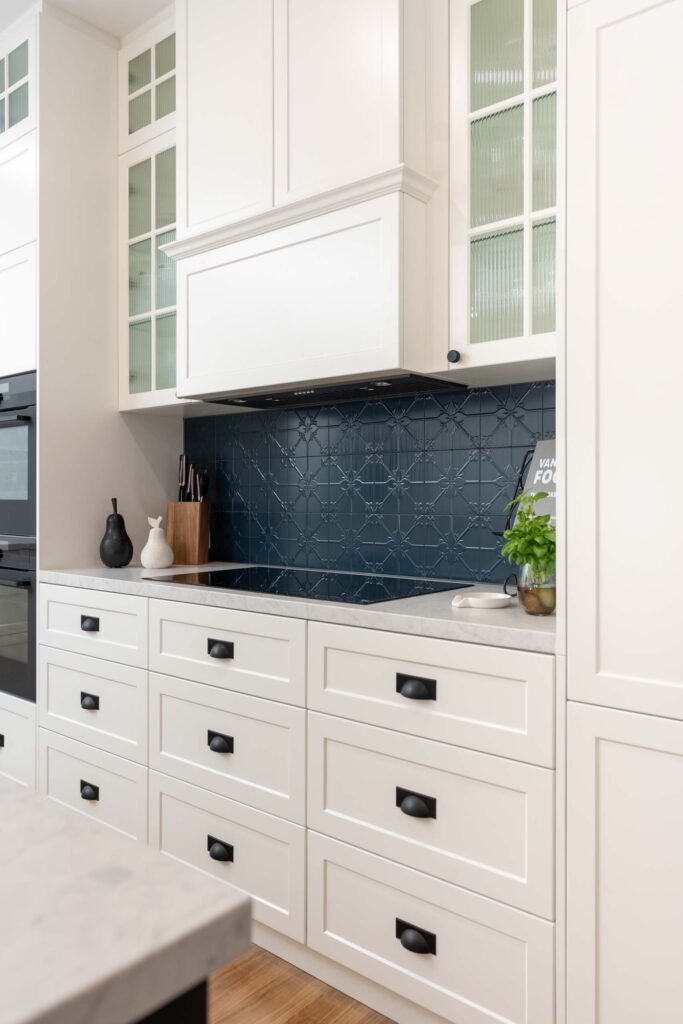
[{"xmin": 0, "ymin": 372, "xmax": 36, "ymax": 702}]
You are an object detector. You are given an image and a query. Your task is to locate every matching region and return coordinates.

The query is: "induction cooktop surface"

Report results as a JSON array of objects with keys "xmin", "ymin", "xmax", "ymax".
[{"xmin": 146, "ymin": 566, "xmax": 472, "ymax": 605}]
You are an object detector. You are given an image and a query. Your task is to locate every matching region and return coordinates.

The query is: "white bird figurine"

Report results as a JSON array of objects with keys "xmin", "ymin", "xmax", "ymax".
[{"xmin": 140, "ymin": 516, "xmax": 174, "ymax": 569}]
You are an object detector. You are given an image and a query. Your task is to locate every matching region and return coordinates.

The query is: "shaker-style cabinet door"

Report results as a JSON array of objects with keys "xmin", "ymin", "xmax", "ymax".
[
  {"xmin": 567, "ymin": 702, "xmax": 683, "ymax": 1024},
  {"xmin": 566, "ymin": 0, "xmax": 683, "ymax": 718},
  {"xmin": 176, "ymin": 0, "xmax": 274, "ymax": 235}
]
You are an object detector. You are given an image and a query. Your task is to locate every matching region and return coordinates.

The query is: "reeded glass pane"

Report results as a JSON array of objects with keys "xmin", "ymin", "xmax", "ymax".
[
  {"xmin": 470, "ymin": 0, "xmax": 523, "ymax": 112},
  {"xmin": 155, "ymin": 34, "xmax": 176, "ymax": 78},
  {"xmin": 129, "ymin": 320, "xmax": 152, "ymax": 394},
  {"xmin": 155, "ymin": 146, "xmax": 176, "ymax": 228},
  {"xmin": 8, "ymin": 41, "xmax": 28, "ymax": 87},
  {"xmin": 156, "ymin": 230, "xmax": 176, "ymax": 309},
  {"xmin": 533, "ymin": 0, "xmax": 557, "ymax": 88},
  {"xmin": 129, "ymin": 49, "xmax": 151, "ymax": 94},
  {"xmin": 129, "ymin": 239, "xmax": 152, "ymax": 316},
  {"xmin": 533, "ymin": 93, "xmax": 556, "ymax": 211},
  {"xmin": 532, "ymin": 218, "xmax": 556, "ymax": 334},
  {"xmin": 471, "ymin": 105, "xmax": 523, "ymax": 227},
  {"xmin": 0, "ymin": 99, "xmax": 4, "ymax": 134},
  {"xmin": 8, "ymin": 84, "xmax": 28, "ymax": 127},
  {"xmin": 128, "ymin": 90, "xmax": 151, "ymax": 134},
  {"xmin": 155, "ymin": 76, "xmax": 175, "ymax": 120},
  {"xmin": 156, "ymin": 313, "xmax": 176, "ymax": 391},
  {"xmin": 470, "ymin": 228, "xmax": 523, "ymax": 343},
  {"xmin": 128, "ymin": 158, "xmax": 151, "ymax": 239},
  {"xmin": 0, "ymin": 58, "xmax": 5, "ymax": 92}
]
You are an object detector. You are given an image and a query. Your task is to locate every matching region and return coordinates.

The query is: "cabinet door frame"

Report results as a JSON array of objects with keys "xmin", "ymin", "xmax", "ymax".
[
  {"xmin": 0, "ymin": 11, "xmax": 37, "ymax": 152},
  {"xmin": 0, "ymin": 241, "xmax": 36, "ymax": 377},
  {"xmin": 118, "ymin": 14, "xmax": 177, "ymax": 156}
]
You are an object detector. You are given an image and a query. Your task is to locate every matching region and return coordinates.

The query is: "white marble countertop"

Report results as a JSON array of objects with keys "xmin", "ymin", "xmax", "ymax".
[
  {"xmin": 0, "ymin": 778, "xmax": 250, "ymax": 1024},
  {"xmin": 39, "ymin": 564, "xmax": 555, "ymax": 654}
]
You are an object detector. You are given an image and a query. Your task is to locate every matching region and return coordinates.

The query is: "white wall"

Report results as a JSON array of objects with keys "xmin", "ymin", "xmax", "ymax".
[{"xmin": 38, "ymin": 3, "xmax": 182, "ymax": 569}]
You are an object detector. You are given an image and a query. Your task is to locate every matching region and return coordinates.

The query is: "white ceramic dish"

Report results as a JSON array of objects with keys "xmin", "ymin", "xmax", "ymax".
[{"xmin": 451, "ymin": 593, "xmax": 512, "ymax": 610}]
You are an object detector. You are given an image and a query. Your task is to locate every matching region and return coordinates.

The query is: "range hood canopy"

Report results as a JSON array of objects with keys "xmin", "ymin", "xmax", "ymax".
[{"xmin": 206, "ymin": 374, "xmax": 465, "ymax": 411}]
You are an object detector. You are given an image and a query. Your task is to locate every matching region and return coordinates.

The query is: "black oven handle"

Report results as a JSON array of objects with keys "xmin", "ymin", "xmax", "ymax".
[
  {"xmin": 0, "ymin": 415, "xmax": 31, "ymax": 428},
  {"xmin": 0, "ymin": 578, "xmax": 32, "ymax": 588}
]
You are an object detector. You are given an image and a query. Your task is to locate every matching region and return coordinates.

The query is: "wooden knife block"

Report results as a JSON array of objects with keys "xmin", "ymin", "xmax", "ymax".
[{"xmin": 166, "ymin": 502, "xmax": 210, "ymax": 565}]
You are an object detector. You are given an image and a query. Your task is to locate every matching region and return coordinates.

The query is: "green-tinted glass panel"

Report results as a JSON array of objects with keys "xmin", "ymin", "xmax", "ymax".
[
  {"xmin": 155, "ymin": 146, "xmax": 176, "ymax": 228},
  {"xmin": 533, "ymin": 0, "xmax": 557, "ymax": 87},
  {"xmin": 0, "ymin": 58, "xmax": 5, "ymax": 92},
  {"xmin": 470, "ymin": 0, "xmax": 523, "ymax": 112},
  {"xmin": 0, "ymin": 99, "xmax": 4, "ymax": 134},
  {"xmin": 532, "ymin": 218, "xmax": 556, "ymax": 334},
  {"xmin": 128, "ymin": 158, "xmax": 151, "ymax": 239},
  {"xmin": 8, "ymin": 83, "xmax": 28, "ymax": 128},
  {"xmin": 471, "ymin": 105, "xmax": 523, "ymax": 227},
  {"xmin": 156, "ymin": 313, "xmax": 176, "ymax": 391},
  {"xmin": 129, "ymin": 320, "xmax": 152, "ymax": 394},
  {"xmin": 155, "ymin": 76, "xmax": 175, "ymax": 120},
  {"xmin": 155, "ymin": 34, "xmax": 176, "ymax": 78},
  {"xmin": 128, "ymin": 90, "xmax": 151, "ymax": 134},
  {"xmin": 128, "ymin": 49, "xmax": 151, "ymax": 94},
  {"xmin": 470, "ymin": 228, "xmax": 523, "ymax": 343},
  {"xmin": 129, "ymin": 239, "xmax": 152, "ymax": 316},
  {"xmin": 8, "ymin": 41, "xmax": 28, "ymax": 87},
  {"xmin": 533, "ymin": 93, "xmax": 556, "ymax": 211},
  {"xmin": 156, "ymin": 230, "xmax": 176, "ymax": 310}
]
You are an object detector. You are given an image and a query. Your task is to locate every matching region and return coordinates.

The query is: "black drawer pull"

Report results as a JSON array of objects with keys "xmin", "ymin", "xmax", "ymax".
[
  {"xmin": 207, "ymin": 638, "xmax": 234, "ymax": 660},
  {"xmin": 80, "ymin": 780, "xmax": 99, "ymax": 802},
  {"xmin": 396, "ymin": 673, "xmax": 437, "ymax": 701},
  {"xmin": 396, "ymin": 786, "xmax": 437, "ymax": 819},
  {"xmin": 0, "ymin": 734, "xmax": 4, "ymax": 748},
  {"xmin": 396, "ymin": 918, "xmax": 437, "ymax": 956},
  {"xmin": 80, "ymin": 692, "xmax": 100, "ymax": 711},
  {"xmin": 80, "ymin": 615, "xmax": 100, "ymax": 633},
  {"xmin": 208, "ymin": 730, "xmax": 234, "ymax": 754},
  {"xmin": 207, "ymin": 835, "xmax": 234, "ymax": 862}
]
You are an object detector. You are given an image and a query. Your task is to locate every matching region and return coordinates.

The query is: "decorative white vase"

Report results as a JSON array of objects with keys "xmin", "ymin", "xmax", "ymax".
[{"xmin": 140, "ymin": 516, "xmax": 174, "ymax": 570}]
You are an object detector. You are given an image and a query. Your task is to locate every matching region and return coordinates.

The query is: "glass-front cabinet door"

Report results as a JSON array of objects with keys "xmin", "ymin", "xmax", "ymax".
[
  {"xmin": 118, "ymin": 17, "xmax": 176, "ymax": 155},
  {"xmin": 450, "ymin": 0, "xmax": 559, "ymax": 384},
  {"xmin": 0, "ymin": 13, "xmax": 35, "ymax": 148},
  {"xmin": 119, "ymin": 133, "xmax": 180, "ymax": 409}
]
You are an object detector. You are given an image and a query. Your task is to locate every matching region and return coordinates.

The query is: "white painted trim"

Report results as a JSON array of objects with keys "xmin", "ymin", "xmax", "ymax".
[{"xmin": 162, "ymin": 164, "xmax": 438, "ymax": 261}]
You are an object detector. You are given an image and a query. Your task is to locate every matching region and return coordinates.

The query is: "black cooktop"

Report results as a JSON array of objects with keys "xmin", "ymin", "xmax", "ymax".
[{"xmin": 146, "ymin": 566, "xmax": 472, "ymax": 605}]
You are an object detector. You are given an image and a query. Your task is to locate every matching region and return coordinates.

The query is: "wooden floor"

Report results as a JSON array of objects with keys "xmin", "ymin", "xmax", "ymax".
[{"xmin": 210, "ymin": 946, "xmax": 393, "ymax": 1024}]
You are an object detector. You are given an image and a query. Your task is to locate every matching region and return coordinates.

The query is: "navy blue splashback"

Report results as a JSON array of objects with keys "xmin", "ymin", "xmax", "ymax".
[{"xmin": 185, "ymin": 381, "xmax": 555, "ymax": 583}]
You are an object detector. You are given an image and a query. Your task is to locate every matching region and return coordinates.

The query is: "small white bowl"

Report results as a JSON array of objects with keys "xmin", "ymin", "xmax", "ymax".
[{"xmin": 451, "ymin": 592, "xmax": 512, "ymax": 610}]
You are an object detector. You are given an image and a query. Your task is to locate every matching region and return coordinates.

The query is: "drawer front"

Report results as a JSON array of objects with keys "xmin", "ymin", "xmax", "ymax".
[
  {"xmin": 38, "ymin": 730, "xmax": 148, "ymax": 841},
  {"xmin": 308, "ymin": 623, "xmax": 555, "ymax": 766},
  {"xmin": 149, "ymin": 771, "xmax": 305, "ymax": 941},
  {"xmin": 149, "ymin": 673, "xmax": 306, "ymax": 822},
  {"xmin": 308, "ymin": 833, "xmax": 555, "ymax": 1024},
  {"xmin": 40, "ymin": 584, "xmax": 148, "ymax": 668},
  {"xmin": 0, "ymin": 692, "xmax": 35, "ymax": 788},
  {"xmin": 308, "ymin": 713, "xmax": 554, "ymax": 918},
  {"xmin": 38, "ymin": 648, "xmax": 148, "ymax": 763},
  {"xmin": 149, "ymin": 600, "xmax": 306, "ymax": 705}
]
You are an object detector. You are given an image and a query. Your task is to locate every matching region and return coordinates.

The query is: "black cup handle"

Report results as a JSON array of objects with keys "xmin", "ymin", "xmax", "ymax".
[
  {"xmin": 396, "ymin": 918, "xmax": 437, "ymax": 955},
  {"xmin": 207, "ymin": 730, "xmax": 234, "ymax": 754},
  {"xmin": 396, "ymin": 787, "xmax": 437, "ymax": 819},
  {"xmin": 80, "ymin": 780, "xmax": 99, "ymax": 802},
  {"xmin": 80, "ymin": 692, "xmax": 100, "ymax": 711},
  {"xmin": 80, "ymin": 615, "xmax": 100, "ymax": 633},
  {"xmin": 504, "ymin": 573, "xmax": 518, "ymax": 597},
  {"xmin": 207, "ymin": 835, "xmax": 234, "ymax": 862},
  {"xmin": 396, "ymin": 673, "xmax": 437, "ymax": 701},
  {"xmin": 207, "ymin": 638, "xmax": 234, "ymax": 660}
]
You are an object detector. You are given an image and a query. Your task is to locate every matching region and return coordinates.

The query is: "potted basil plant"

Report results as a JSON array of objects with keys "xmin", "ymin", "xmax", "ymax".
[{"xmin": 501, "ymin": 490, "xmax": 556, "ymax": 616}]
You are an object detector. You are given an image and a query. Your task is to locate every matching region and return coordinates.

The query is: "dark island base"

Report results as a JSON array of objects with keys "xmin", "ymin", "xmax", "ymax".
[{"xmin": 137, "ymin": 980, "xmax": 207, "ymax": 1024}]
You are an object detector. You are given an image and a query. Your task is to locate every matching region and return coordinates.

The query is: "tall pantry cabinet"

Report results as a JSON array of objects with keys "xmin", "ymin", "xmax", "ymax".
[{"xmin": 566, "ymin": 0, "xmax": 683, "ymax": 1021}]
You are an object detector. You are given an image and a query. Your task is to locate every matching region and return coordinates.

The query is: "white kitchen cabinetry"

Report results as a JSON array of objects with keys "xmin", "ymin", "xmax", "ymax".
[
  {"xmin": 0, "ymin": 691, "xmax": 35, "ymax": 788},
  {"xmin": 567, "ymin": 702, "xmax": 683, "ymax": 1024},
  {"xmin": 0, "ymin": 133, "xmax": 36, "ymax": 256},
  {"xmin": 0, "ymin": 243, "xmax": 36, "ymax": 377},
  {"xmin": 566, "ymin": 0, "xmax": 683, "ymax": 719},
  {"xmin": 0, "ymin": 15, "xmax": 36, "ymax": 148},
  {"xmin": 118, "ymin": 16, "xmax": 176, "ymax": 155}
]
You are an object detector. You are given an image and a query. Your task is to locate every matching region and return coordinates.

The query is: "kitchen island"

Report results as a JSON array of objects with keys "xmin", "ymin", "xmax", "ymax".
[{"xmin": 0, "ymin": 778, "xmax": 250, "ymax": 1024}]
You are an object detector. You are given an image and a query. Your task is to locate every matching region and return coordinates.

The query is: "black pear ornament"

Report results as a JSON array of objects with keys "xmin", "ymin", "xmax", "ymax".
[{"xmin": 99, "ymin": 498, "xmax": 134, "ymax": 568}]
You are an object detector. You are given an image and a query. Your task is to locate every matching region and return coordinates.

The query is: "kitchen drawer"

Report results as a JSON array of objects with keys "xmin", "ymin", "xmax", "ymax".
[
  {"xmin": 38, "ymin": 648, "xmax": 147, "ymax": 763},
  {"xmin": 308, "ymin": 833, "xmax": 554, "ymax": 1024},
  {"xmin": 38, "ymin": 730, "xmax": 147, "ymax": 841},
  {"xmin": 0, "ymin": 691, "xmax": 35, "ymax": 789},
  {"xmin": 149, "ymin": 600, "xmax": 306, "ymax": 705},
  {"xmin": 149, "ymin": 771, "xmax": 305, "ymax": 941},
  {"xmin": 308, "ymin": 713, "xmax": 554, "ymax": 918},
  {"xmin": 149, "ymin": 673, "xmax": 305, "ymax": 823},
  {"xmin": 39, "ymin": 584, "xmax": 148, "ymax": 669},
  {"xmin": 308, "ymin": 623, "xmax": 555, "ymax": 766}
]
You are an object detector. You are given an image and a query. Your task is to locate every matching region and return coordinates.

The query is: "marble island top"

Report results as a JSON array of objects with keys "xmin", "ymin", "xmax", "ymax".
[
  {"xmin": 0, "ymin": 779, "xmax": 250, "ymax": 1024},
  {"xmin": 40, "ymin": 564, "xmax": 556, "ymax": 654}
]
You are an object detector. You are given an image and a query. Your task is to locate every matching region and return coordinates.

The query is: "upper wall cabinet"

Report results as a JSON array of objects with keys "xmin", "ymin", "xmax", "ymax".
[
  {"xmin": 118, "ymin": 17, "xmax": 176, "ymax": 155},
  {"xmin": 0, "ymin": 16, "xmax": 35, "ymax": 149},
  {"xmin": 449, "ymin": 0, "xmax": 559, "ymax": 385}
]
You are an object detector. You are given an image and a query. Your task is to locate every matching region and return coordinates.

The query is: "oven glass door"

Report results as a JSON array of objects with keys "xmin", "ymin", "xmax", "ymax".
[
  {"xmin": 0, "ymin": 410, "xmax": 36, "ymax": 538},
  {"xmin": 0, "ymin": 569, "xmax": 35, "ymax": 701}
]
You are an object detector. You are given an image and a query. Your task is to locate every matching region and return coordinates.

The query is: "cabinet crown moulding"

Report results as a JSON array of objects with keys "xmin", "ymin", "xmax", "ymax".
[{"xmin": 161, "ymin": 164, "xmax": 439, "ymax": 262}]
